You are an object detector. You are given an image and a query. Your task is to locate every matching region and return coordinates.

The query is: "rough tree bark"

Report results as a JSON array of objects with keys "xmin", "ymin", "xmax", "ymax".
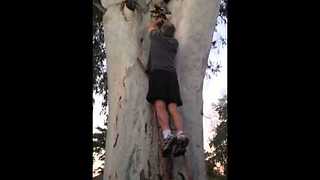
[{"xmin": 101, "ymin": 0, "xmax": 219, "ymax": 179}]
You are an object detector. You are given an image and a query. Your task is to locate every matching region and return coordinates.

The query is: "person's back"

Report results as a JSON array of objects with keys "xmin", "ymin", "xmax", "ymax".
[
  {"xmin": 149, "ymin": 29, "xmax": 178, "ymax": 72},
  {"xmin": 147, "ymin": 21, "xmax": 179, "ymax": 73}
]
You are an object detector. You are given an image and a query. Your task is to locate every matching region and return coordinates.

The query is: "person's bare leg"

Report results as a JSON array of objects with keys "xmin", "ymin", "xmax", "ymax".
[
  {"xmin": 168, "ymin": 102, "xmax": 189, "ymax": 156},
  {"xmin": 154, "ymin": 100, "xmax": 170, "ymax": 132},
  {"xmin": 168, "ymin": 103, "xmax": 183, "ymax": 132},
  {"xmin": 154, "ymin": 100, "xmax": 176, "ymax": 156}
]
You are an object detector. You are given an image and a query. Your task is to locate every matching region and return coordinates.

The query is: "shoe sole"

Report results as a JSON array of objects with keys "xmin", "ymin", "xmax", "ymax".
[
  {"xmin": 162, "ymin": 137, "xmax": 177, "ymax": 157},
  {"xmin": 173, "ymin": 138, "xmax": 189, "ymax": 157}
]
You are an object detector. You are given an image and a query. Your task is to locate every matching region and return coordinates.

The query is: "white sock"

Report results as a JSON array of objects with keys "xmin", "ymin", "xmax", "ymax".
[
  {"xmin": 176, "ymin": 130, "xmax": 184, "ymax": 137},
  {"xmin": 162, "ymin": 129, "xmax": 172, "ymax": 139}
]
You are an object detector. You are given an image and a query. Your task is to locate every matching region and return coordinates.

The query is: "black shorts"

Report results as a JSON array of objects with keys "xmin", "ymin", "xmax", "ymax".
[{"xmin": 146, "ymin": 69, "xmax": 183, "ymax": 106}]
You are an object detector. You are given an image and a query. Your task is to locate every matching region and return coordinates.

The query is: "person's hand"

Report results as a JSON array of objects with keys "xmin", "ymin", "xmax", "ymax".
[
  {"xmin": 148, "ymin": 17, "xmax": 162, "ymax": 32},
  {"xmin": 155, "ymin": 17, "xmax": 163, "ymax": 24},
  {"xmin": 154, "ymin": 17, "xmax": 166, "ymax": 28}
]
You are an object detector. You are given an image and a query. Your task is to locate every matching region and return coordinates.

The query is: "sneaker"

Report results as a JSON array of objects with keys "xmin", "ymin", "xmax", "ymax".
[
  {"xmin": 173, "ymin": 133, "xmax": 189, "ymax": 157},
  {"xmin": 162, "ymin": 134, "xmax": 177, "ymax": 157}
]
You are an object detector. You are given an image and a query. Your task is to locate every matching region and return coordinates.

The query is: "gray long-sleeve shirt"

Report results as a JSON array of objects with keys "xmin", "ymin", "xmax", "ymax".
[{"xmin": 147, "ymin": 30, "xmax": 179, "ymax": 73}]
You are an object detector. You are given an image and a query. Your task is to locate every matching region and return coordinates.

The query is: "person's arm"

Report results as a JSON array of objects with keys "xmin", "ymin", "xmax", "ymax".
[
  {"xmin": 146, "ymin": 53, "xmax": 151, "ymax": 75},
  {"xmin": 137, "ymin": 57, "xmax": 149, "ymax": 76},
  {"xmin": 147, "ymin": 18, "xmax": 162, "ymax": 33}
]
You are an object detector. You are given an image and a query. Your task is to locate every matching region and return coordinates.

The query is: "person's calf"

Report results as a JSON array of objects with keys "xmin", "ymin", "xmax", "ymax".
[
  {"xmin": 168, "ymin": 103, "xmax": 184, "ymax": 132},
  {"xmin": 154, "ymin": 102, "xmax": 170, "ymax": 131}
]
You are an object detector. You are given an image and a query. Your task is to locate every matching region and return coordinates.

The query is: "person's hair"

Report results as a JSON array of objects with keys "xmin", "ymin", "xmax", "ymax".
[{"xmin": 160, "ymin": 21, "xmax": 176, "ymax": 37}]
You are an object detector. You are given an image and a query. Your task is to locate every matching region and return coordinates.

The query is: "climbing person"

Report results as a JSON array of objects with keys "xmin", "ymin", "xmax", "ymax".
[{"xmin": 145, "ymin": 17, "xmax": 189, "ymax": 157}]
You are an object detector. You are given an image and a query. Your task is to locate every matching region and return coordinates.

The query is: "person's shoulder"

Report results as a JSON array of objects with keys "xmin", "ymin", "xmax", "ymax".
[{"xmin": 150, "ymin": 29, "xmax": 161, "ymax": 38}]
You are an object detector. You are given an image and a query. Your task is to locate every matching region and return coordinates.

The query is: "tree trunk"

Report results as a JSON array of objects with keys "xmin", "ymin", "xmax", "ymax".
[{"xmin": 101, "ymin": 0, "xmax": 219, "ymax": 179}]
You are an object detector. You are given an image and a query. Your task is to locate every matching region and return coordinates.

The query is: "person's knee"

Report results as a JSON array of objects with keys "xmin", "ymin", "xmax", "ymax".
[
  {"xmin": 168, "ymin": 103, "xmax": 178, "ymax": 115},
  {"xmin": 154, "ymin": 100, "xmax": 166, "ymax": 112}
]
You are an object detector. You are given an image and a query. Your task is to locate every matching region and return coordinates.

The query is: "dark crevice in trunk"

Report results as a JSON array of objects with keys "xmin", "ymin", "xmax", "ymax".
[{"xmin": 113, "ymin": 133, "xmax": 119, "ymax": 148}]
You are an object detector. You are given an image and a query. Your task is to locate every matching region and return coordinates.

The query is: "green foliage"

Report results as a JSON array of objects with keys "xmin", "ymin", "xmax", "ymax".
[
  {"xmin": 205, "ymin": 151, "xmax": 218, "ymax": 177},
  {"xmin": 206, "ymin": 94, "xmax": 228, "ymax": 177},
  {"xmin": 207, "ymin": 0, "xmax": 227, "ymax": 78},
  {"xmin": 93, "ymin": 125, "xmax": 107, "ymax": 157},
  {"xmin": 93, "ymin": 118, "xmax": 108, "ymax": 175},
  {"xmin": 93, "ymin": 0, "xmax": 107, "ymax": 107},
  {"xmin": 219, "ymin": 0, "xmax": 227, "ymax": 23},
  {"xmin": 93, "ymin": 0, "xmax": 108, "ymax": 176}
]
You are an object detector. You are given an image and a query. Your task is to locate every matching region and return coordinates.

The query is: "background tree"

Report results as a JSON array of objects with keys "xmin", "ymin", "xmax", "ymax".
[
  {"xmin": 206, "ymin": 0, "xmax": 227, "ymax": 79},
  {"xmin": 93, "ymin": 0, "xmax": 108, "ymax": 176},
  {"xmin": 204, "ymin": 1, "xmax": 227, "ymax": 177},
  {"xmin": 93, "ymin": 118, "xmax": 107, "ymax": 176},
  {"xmin": 205, "ymin": 95, "xmax": 227, "ymax": 179},
  {"xmin": 93, "ymin": 0, "xmax": 107, "ymax": 107},
  {"xmin": 204, "ymin": 1, "xmax": 227, "ymax": 176}
]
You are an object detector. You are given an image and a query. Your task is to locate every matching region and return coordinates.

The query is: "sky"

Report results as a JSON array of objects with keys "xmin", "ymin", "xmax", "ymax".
[
  {"xmin": 93, "ymin": 92, "xmax": 106, "ymax": 133},
  {"xmin": 202, "ymin": 16, "xmax": 227, "ymax": 151},
  {"xmin": 92, "ymin": 16, "xmax": 227, "ymax": 152}
]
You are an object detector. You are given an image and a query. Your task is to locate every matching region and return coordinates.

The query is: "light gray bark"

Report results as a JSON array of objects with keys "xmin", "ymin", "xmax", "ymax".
[{"xmin": 102, "ymin": 0, "xmax": 219, "ymax": 179}]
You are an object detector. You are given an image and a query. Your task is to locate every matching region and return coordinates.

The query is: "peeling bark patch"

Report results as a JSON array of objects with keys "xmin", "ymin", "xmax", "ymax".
[
  {"xmin": 113, "ymin": 133, "xmax": 119, "ymax": 148},
  {"xmin": 178, "ymin": 172, "xmax": 186, "ymax": 180},
  {"xmin": 140, "ymin": 169, "xmax": 146, "ymax": 180}
]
